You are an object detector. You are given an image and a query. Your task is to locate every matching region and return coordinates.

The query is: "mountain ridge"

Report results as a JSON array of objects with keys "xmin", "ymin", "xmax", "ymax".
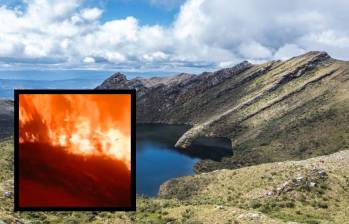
[{"xmin": 98, "ymin": 51, "xmax": 349, "ymax": 172}]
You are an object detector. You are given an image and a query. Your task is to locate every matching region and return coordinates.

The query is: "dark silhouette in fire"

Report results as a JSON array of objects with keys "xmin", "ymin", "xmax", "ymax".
[{"xmin": 19, "ymin": 142, "xmax": 131, "ymax": 207}]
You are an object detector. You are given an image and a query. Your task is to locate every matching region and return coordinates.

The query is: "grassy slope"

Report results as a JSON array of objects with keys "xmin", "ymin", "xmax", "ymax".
[
  {"xmin": 184, "ymin": 52, "xmax": 349, "ymax": 172},
  {"xmin": 2, "ymin": 139, "xmax": 349, "ymax": 224},
  {"xmin": 159, "ymin": 147, "xmax": 349, "ymax": 224}
]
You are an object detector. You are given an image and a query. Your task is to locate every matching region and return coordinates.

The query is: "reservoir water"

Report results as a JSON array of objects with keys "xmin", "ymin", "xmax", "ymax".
[{"xmin": 136, "ymin": 124, "xmax": 232, "ymax": 196}]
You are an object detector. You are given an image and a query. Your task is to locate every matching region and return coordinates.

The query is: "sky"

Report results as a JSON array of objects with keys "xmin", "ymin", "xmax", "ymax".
[{"xmin": 0, "ymin": 0, "xmax": 348, "ymax": 72}]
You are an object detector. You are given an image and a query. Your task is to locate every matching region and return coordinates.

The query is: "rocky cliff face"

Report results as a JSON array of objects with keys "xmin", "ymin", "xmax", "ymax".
[
  {"xmin": 98, "ymin": 51, "xmax": 349, "ymax": 172},
  {"xmin": 97, "ymin": 60, "xmax": 253, "ymax": 123},
  {"xmin": 96, "ymin": 72, "xmax": 196, "ymax": 97},
  {"xmin": 0, "ymin": 100, "xmax": 14, "ymax": 139}
]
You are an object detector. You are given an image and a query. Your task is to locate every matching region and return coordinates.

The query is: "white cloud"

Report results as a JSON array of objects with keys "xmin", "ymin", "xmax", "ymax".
[
  {"xmin": 171, "ymin": 0, "xmax": 349, "ymax": 64},
  {"xmin": 0, "ymin": 0, "xmax": 349, "ymax": 70},
  {"xmin": 143, "ymin": 51, "xmax": 168, "ymax": 62},
  {"xmin": 83, "ymin": 56, "xmax": 95, "ymax": 63},
  {"xmin": 81, "ymin": 7, "xmax": 102, "ymax": 21},
  {"xmin": 274, "ymin": 44, "xmax": 306, "ymax": 60},
  {"xmin": 238, "ymin": 41, "xmax": 273, "ymax": 59},
  {"xmin": 105, "ymin": 52, "xmax": 126, "ymax": 63}
]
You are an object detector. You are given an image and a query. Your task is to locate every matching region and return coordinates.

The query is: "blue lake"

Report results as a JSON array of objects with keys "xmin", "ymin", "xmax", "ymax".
[{"xmin": 136, "ymin": 124, "xmax": 232, "ymax": 196}]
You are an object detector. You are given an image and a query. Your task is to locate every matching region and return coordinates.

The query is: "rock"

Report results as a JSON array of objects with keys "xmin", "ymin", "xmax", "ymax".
[
  {"xmin": 281, "ymin": 181, "xmax": 289, "ymax": 187},
  {"xmin": 318, "ymin": 170, "xmax": 327, "ymax": 178},
  {"xmin": 275, "ymin": 181, "xmax": 290, "ymax": 193},
  {"xmin": 3, "ymin": 191, "xmax": 12, "ymax": 198},
  {"xmin": 250, "ymin": 213, "xmax": 260, "ymax": 219},
  {"xmin": 296, "ymin": 176, "xmax": 304, "ymax": 182},
  {"xmin": 266, "ymin": 191, "xmax": 273, "ymax": 196},
  {"xmin": 215, "ymin": 205, "xmax": 224, "ymax": 209},
  {"xmin": 309, "ymin": 182, "xmax": 316, "ymax": 187},
  {"xmin": 238, "ymin": 212, "xmax": 264, "ymax": 220},
  {"xmin": 247, "ymin": 212, "xmax": 263, "ymax": 220}
]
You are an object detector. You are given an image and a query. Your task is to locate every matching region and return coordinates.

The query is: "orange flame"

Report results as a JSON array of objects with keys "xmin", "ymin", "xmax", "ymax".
[{"xmin": 19, "ymin": 94, "xmax": 131, "ymax": 169}]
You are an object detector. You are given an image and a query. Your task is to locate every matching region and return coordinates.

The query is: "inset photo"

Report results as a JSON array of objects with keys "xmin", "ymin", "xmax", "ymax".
[{"xmin": 14, "ymin": 90, "xmax": 135, "ymax": 211}]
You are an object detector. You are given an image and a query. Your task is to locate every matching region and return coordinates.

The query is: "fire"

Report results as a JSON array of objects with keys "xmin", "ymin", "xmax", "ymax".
[{"xmin": 19, "ymin": 94, "xmax": 131, "ymax": 169}]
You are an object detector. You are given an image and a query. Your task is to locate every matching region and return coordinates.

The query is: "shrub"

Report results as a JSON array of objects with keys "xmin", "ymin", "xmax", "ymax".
[
  {"xmin": 299, "ymin": 194, "xmax": 307, "ymax": 203},
  {"xmin": 250, "ymin": 200, "xmax": 262, "ymax": 209},
  {"xmin": 317, "ymin": 201, "xmax": 328, "ymax": 209},
  {"xmin": 285, "ymin": 201, "xmax": 295, "ymax": 208}
]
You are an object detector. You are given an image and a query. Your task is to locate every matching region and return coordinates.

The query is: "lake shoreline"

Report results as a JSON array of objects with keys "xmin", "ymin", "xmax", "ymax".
[{"xmin": 136, "ymin": 124, "xmax": 233, "ymax": 197}]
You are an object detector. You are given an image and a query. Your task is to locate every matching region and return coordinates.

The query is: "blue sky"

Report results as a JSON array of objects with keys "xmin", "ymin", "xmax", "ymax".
[
  {"xmin": 0, "ymin": 0, "xmax": 183, "ymax": 25},
  {"xmin": 0, "ymin": 0, "xmax": 348, "ymax": 72},
  {"xmin": 98, "ymin": 0, "xmax": 182, "ymax": 26},
  {"xmin": 102, "ymin": 2, "xmax": 173, "ymax": 26}
]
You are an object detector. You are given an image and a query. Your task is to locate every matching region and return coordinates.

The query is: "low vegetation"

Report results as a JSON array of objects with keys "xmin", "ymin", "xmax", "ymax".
[{"xmin": 1, "ymin": 138, "xmax": 349, "ymax": 223}]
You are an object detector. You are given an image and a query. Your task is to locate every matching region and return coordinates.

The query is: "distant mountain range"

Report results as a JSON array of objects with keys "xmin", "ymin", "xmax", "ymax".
[
  {"xmin": 98, "ymin": 51, "xmax": 349, "ymax": 172},
  {"xmin": 0, "ymin": 79, "xmax": 105, "ymax": 99}
]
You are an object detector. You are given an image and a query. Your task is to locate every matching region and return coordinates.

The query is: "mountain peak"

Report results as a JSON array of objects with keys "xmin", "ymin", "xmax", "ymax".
[
  {"xmin": 96, "ymin": 72, "xmax": 128, "ymax": 89},
  {"xmin": 215, "ymin": 60, "xmax": 252, "ymax": 75},
  {"xmin": 109, "ymin": 72, "xmax": 128, "ymax": 82},
  {"xmin": 295, "ymin": 51, "xmax": 332, "ymax": 61}
]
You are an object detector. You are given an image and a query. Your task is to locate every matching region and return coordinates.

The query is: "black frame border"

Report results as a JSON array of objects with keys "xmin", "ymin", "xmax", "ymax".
[{"xmin": 14, "ymin": 89, "xmax": 136, "ymax": 212}]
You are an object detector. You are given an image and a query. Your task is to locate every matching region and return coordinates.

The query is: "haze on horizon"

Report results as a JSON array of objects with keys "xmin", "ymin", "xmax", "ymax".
[{"xmin": 0, "ymin": 0, "xmax": 348, "ymax": 73}]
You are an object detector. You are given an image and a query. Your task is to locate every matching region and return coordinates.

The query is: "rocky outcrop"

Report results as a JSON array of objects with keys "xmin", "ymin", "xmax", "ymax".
[
  {"xmin": 267, "ymin": 168, "xmax": 328, "ymax": 196},
  {"xmin": 96, "ymin": 72, "xmax": 196, "ymax": 97},
  {"xmin": 0, "ymin": 100, "xmax": 14, "ymax": 139},
  {"xmin": 98, "ymin": 60, "xmax": 253, "ymax": 123}
]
